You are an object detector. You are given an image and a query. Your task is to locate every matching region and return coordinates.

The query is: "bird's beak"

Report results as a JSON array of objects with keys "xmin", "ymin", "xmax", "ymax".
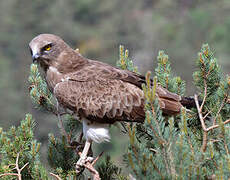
[{"xmin": 32, "ymin": 53, "xmax": 40, "ymax": 63}]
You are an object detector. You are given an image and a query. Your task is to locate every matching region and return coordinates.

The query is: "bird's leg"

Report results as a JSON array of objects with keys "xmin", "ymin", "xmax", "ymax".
[{"xmin": 76, "ymin": 139, "xmax": 93, "ymax": 173}]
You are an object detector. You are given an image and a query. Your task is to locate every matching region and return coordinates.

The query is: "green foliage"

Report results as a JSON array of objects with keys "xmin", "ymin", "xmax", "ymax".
[
  {"xmin": 4, "ymin": 39, "xmax": 230, "ymax": 179},
  {"xmin": 47, "ymin": 115, "xmax": 83, "ymax": 179},
  {"xmin": 15, "ymin": 41, "xmax": 230, "ymax": 179},
  {"xmin": 29, "ymin": 63, "xmax": 84, "ymax": 178},
  {"xmin": 155, "ymin": 50, "xmax": 186, "ymax": 96},
  {"xmin": 116, "ymin": 45, "xmax": 138, "ymax": 73},
  {"xmin": 48, "ymin": 133, "xmax": 79, "ymax": 179},
  {"xmin": 1, "ymin": 2, "xmax": 230, "ymax": 178},
  {"xmin": 7, "ymin": 29, "xmax": 230, "ymax": 179},
  {"xmin": 126, "ymin": 44, "xmax": 230, "ymax": 179},
  {"xmin": 28, "ymin": 59, "xmax": 127, "ymax": 179},
  {"xmin": 0, "ymin": 114, "xmax": 48, "ymax": 179},
  {"xmin": 193, "ymin": 44, "xmax": 230, "ymax": 120},
  {"xmin": 28, "ymin": 64, "xmax": 56, "ymax": 113},
  {"xmin": 97, "ymin": 155, "xmax": 128, "ymax": 180},
  {"xmin": 193, "ymin": 44, "xmax": 222, "ymax": 97},
  {"xmin": 2, "ymin": 1, "xmax": 230, "ymax": 146},
  {"xmin": 127, "ymin": 74, "xmax": 178, "ymax": 179}
]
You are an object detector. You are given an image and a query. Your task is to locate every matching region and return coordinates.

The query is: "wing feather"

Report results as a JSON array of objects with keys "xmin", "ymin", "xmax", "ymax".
[
  {"xmin": 54, "ymin": 78, "xmax": 145, "ymax": 123},
  {"xmin": 54, "ymin": 59, "xmax": 182, "ymax": 122},
  {"xmin": 61, "ymin": 60, "xmax": 181, "ymax": 102}
]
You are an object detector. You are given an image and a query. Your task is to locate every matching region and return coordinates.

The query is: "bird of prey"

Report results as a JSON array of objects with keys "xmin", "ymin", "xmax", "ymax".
[{"xmin": 29, "ymin": 34, "xmax": 189, "ymax": 170}]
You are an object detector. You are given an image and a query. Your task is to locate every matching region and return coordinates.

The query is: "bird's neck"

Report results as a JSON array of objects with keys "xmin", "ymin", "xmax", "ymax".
[
  {"xmin": 56, "ymin": 50, "xmax": 88, "ymax": 74},
  {"xmin": 46, "ymin": 66, "xmax": 63, "ymax": 92},
  {"xmin": 44, "ymin": 50, "xmax": 88, "ymax": 91}
]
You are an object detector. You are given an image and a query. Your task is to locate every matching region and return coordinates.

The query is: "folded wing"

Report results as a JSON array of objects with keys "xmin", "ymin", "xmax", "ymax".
[
  {"xmin": 54, "ymin": 60, "xmax": 182, "ymax": 123},
  {"xmin": 54, "ymin": 78, "xmax": 145, "ymax": 123}
]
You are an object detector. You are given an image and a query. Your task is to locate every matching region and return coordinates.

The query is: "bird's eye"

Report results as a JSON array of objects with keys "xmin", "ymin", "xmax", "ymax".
[{"xmin": 42, "ymin": 43, "xmax": 53, "ymax": 52}]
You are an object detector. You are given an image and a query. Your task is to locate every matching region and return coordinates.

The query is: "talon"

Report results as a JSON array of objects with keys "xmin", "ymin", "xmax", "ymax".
[
  {"xmin": 75, "ymin": 140, "xmax": 92, "ymax": 174},
  {"xmin": 76, "ymin": 156, "xmax": 95, "ymax": 174},
  {"xmin": 76, "ymin": 163, "xmax": 84, "ymax": 174},
  {"xmin": 77, "ymin": 156, "xmax": 86, "ymax": 166},
  {"xmin": 76, "ymin": 156, "xmax": 86, "ymax": 174}
]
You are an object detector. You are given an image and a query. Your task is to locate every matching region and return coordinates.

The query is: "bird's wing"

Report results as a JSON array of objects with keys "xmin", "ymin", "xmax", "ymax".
[
  {"xmin": 69, "ymin": 60, "xmax": 180, "ymax": 97},
  {"xmin": 54, "ymin": 76, "xmax": 145, "ymax": 124},
  {"xmin": 60, "ymin": 60, "xmax": 145, "ymax": 87},
  {"xmin": 57, "ymin": 60, "xmax": 182, "ymax": 116},
  {"xmin": 62, "ymin": 60, "xmax": 179, "ymax": 97}
]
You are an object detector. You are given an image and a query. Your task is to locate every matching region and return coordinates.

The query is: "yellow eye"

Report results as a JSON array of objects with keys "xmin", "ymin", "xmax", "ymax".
[
  {"xmin": 42, "ymin": 44, "xmax": 52, "ymax": 52},
  {"xmin": 45, "ymin": 45, "xmax": 51, "ymax": 51}
]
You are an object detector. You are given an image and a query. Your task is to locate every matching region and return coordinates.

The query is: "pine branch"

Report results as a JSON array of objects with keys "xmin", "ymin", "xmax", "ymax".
[
  {"xmin": 0, "ymin": 153, "xmax": 29, "ymax": 180},
  {"xmin": 0, "ymin": 114, "xmax": 49, "ymax": 179},
  {"xmin": 50, "ymin": 172, "xmax": 62, "ymax": 180}
]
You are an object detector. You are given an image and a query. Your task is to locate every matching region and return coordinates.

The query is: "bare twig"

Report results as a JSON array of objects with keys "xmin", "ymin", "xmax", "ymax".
[
  {"xmin": 203, "ymin": 110, "xmax": 211, "ymax": 120},
  {"xmin": 84, "ymin": 152, "xmax": 103, "ymax": 180},
  {"xmin": 194, "ymin": 94, "xmax": 206, "ymax": 131},
  {"xmin": 50, "ymin": 172, "xmax": 62, "ymax": 180},
  {"xmin": 194, "ymin": 94, "xmax": 208, "ymax": 152},
  {"xmin": 200, "ymin": 80, "xmax": 207, "ymax": 111},
  {"xmin": 201, "ymin": 131, "xmax": 208, "ymax": 152},
  {"xmin": 149, "ymin": 148, "xmax": 158, "ymax": 153},
  {"xmin": 206, "ymin": 119, "xmax": 230, "ymax": 131},
  {"xmin": 91, "ymin": 151, "xmax": 103, "ymax": 166},
  {"xmin": 210, "ymin": 139, "xmax": 221, "ymax": 143},
  {"xmin": 84, "ymin": 162, "xmax": 100, "ymax": 180},
  {"xmin": 213, "ymin": 94, "xmax": 228, "ymax": 125},
  {"xmin": 195, "ymin": 94, "xmax": 230, "ymax": 152},
  {"xmin": 0, "ymin": 153, "xmax": 29, "ymax": 180},
  {"xmin": 0, "ymin": 173, "xmax": 19, "ymax": 178}
]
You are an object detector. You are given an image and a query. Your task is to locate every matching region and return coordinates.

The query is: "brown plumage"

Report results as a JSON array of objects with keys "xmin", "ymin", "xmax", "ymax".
[
  {"xmin": 29, "ymin": 34, "xmax": 182, "ymax": 125},
  {"xmin": 29, "ymin": 34, "xmax": 187, "ymax": 170}
]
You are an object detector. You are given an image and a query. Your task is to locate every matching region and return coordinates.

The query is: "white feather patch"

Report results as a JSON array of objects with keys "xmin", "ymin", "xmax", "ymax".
[
  {"xmin": 32, "ymin": 44, "xmax": 39, "ymax": 56},
  {"xmin": 49, "ymin": 66, "xmax": 62, "ymax": 75},
  {"xmin": 82, "ymin": 119, "xmax": 110, "ymax": 143}
]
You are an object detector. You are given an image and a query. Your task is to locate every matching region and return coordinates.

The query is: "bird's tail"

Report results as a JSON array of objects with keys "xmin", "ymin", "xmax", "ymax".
[{"xmin": 180, "ymin": 96, "xmax": 198, "ymax": 109}]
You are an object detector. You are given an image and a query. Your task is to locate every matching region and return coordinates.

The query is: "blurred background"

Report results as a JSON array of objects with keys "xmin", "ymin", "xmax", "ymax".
[{"xmin": 0, "ymin": 0, "xmax": 230, "ymax": 168}]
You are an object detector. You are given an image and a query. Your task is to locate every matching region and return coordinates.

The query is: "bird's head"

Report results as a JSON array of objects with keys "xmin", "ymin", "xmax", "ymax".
[{"xmin": 29, "ymin": 34, "xmax": 69, "ymax": 69}]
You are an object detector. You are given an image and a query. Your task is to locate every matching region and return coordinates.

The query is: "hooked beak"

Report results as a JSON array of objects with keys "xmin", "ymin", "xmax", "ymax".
[{"xmin": 32, "ymin": 53, "xmax": 40, "ymax": 63}]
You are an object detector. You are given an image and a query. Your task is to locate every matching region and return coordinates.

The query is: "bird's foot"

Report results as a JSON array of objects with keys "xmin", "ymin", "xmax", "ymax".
[
  {"xmin": 75, "ymin": 153, "xmax": 103, "ymax": 180},
  {"xmin": 76, "ymin": 155, "xmax": 94, "ymax": 174}
]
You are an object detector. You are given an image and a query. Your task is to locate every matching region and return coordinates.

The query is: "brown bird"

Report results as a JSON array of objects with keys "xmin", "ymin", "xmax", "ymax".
[{"xmin": 29, "ymin": 34, "xmax": 190, "ymax": 170}]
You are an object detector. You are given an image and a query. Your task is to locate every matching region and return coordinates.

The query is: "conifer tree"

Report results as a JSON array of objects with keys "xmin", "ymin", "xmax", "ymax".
[
  {"xmin": 126, "ymin": 44, "xmax": 230, "ymax": 179},
  {"xmin": 0, "ymin": 114, "xmax": 48, "ymax": 179},
  {"xmin": 1, "ymin": 44, "xmax": 230, "ymax": 179}
]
